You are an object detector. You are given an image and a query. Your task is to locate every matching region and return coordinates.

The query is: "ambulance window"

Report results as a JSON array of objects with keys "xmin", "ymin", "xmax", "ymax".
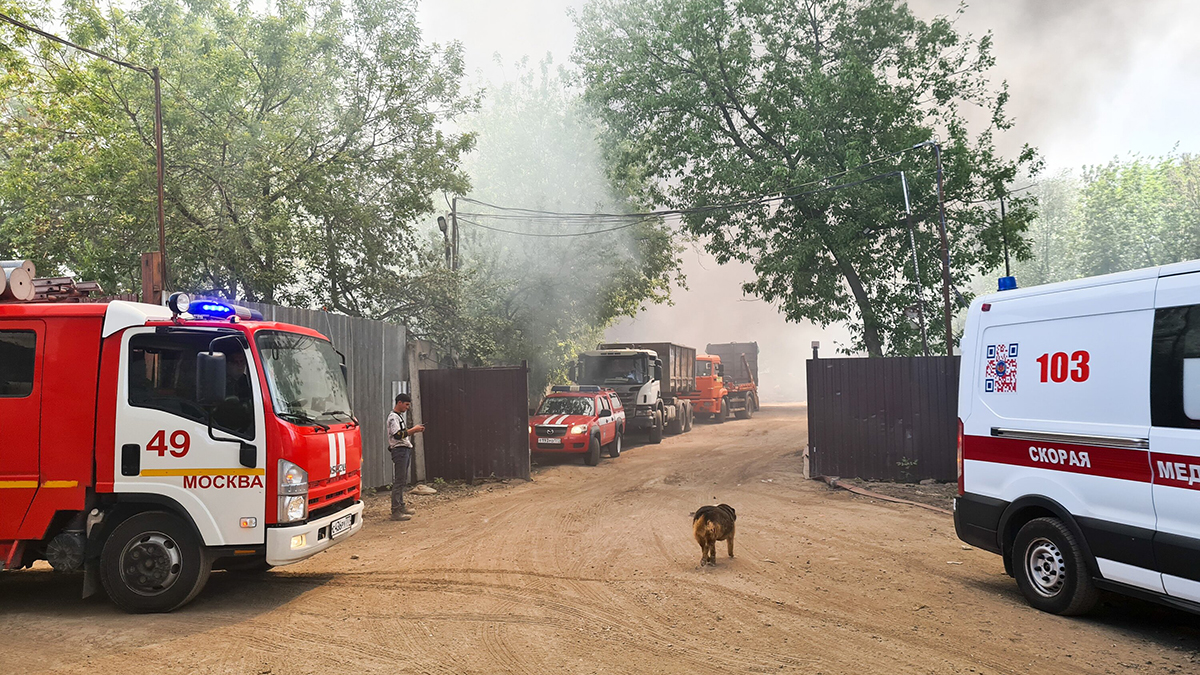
[
  {"xmin": 128, "ymin": 333, "xmax": 256, "ymax": 439},
  {"xmin": 0, "ymin": 330, "xmax": 36, "ymax": 398},
  {"xmin": 1151, "ymin": 305, "xmax": 1200, "ymax": 428}
]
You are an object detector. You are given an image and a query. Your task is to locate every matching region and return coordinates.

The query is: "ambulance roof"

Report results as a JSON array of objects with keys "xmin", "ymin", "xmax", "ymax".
[{"xmin": 973, "ymin": 263, "xmax": 1185, "ymax": 307}]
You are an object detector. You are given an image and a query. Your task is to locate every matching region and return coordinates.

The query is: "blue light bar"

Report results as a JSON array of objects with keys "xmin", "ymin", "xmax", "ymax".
[
  {"xmin": 997, "ymin": 276, "xmax": 1018, "ymax": 291},
  {"xmin": 551, "ymin": 385, "xmax": 601, "ymax": 392},
  {"xmin": 188, "ymin": 299, "xmax": 236, "ymax": 319}
]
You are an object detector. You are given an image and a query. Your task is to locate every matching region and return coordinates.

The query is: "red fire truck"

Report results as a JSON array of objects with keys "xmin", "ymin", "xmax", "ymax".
[{"xmin": 0, "ymin": 294, "xmax": 364, "ymax": 612}]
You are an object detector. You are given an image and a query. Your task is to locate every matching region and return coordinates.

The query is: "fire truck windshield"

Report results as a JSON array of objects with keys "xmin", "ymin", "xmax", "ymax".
[{"xmin": 256, "ymin": 331, "xmax": 352, "ymax": 423}]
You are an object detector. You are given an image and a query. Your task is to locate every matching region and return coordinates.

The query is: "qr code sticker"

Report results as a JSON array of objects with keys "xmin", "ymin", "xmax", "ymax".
[{"xmin": 984, "ymin": 343, "xmax": 1018, "ymax": 393}]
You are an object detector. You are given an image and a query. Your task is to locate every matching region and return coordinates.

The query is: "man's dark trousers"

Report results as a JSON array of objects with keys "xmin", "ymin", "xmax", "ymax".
[{"xmin": 390, "ymin": 446, "xmax": 412, "ymax": 515}]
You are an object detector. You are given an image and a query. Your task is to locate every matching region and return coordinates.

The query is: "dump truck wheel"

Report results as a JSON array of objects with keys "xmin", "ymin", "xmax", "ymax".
[
  {"xmin": 648, "ymin": 411, "xmax": 664, "ymax": 444},
  {"xmin": 714, "ymin": 399, "xmax": 728, "ymax": 424},
  {"xmin": 735, "ymin": 395, "xmax": 752, "ymax": 419}
]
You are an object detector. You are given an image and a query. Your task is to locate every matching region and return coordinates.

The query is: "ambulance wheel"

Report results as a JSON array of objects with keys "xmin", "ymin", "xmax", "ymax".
[
  {"xmin": 1012, "ymin": 517, "xmax": 1098, "ymax": 616},
  {"xmin": 585, "ymin": 436, "xmax": 602, "ymax": 465},
  {"xmin": 101, "ymin": 511, "xmax": 211, "ymax": 613},
  {"xmin": 648, "ymin": 412, "xmax": 664, "ymax": 444},
  {"xmin": 608, "ymin": 432, "xmax": 622, "ymax": 458},
  {"xmin": 714, "ymin": 400, "xmax": 728, "ymax": 424}
]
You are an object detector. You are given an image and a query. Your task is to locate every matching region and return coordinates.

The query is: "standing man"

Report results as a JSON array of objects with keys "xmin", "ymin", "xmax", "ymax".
[{"xmin": 387, "ymin": 393, "xmax": 425, "ymax": 521}]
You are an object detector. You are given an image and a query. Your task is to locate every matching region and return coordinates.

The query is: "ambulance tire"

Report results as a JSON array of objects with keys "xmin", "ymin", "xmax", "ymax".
[
  {"xmin": 585, "ymin": 436, "xmax": 602, "ymax": 466},
  {"xmin": 1012, "ymin": 517, "xmax": 1099, "ymax": 616},
  {"xmin": 101, "ymin": 510, "xmax": 212, "ymax": 614},
  {"xmin": 648, "ymin": 412, "xmax": 664, "ymax": 444}
]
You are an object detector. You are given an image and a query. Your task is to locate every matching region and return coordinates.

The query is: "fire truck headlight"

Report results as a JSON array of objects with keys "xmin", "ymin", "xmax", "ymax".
[
  {"xmin": 280, "ymin": 495, "xmax": 307, "ymax": 523},
  {"xmin": 570, "ymin": 424, "xmax": 589, "ymax": 435},
  {"xmin": 279, "ymin": 459, "xmax": 308, "ymax": 495}
]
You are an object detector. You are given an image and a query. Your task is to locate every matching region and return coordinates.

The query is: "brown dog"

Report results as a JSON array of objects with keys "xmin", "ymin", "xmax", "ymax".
[{"xmin": 693, "ymin": 504, "xmax": 736, "ymax": 566}]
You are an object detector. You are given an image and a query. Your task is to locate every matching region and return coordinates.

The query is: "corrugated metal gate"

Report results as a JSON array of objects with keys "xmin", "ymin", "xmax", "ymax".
[
  {"xmin": 419, "ymin": 364, "xmax": 530, "ymax": 481},
  {"xmin": 807, "ymin": 356, "xmax": 960, "ymax": 482},
  {"xmin": 242, "ymin": 302, "xmax": 406, "ymax": 488}
]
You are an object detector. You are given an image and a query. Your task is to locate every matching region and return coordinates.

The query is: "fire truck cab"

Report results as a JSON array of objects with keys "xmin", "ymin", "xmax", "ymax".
[{"xmin": 0, "ymin": 296, "xmax": 364, "ymax": 612}]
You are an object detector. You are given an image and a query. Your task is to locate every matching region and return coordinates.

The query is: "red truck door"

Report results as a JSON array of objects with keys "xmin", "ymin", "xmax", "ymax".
[{"xmin": 0, "ymin": 321, "xmax": 44, "ymax": 539}]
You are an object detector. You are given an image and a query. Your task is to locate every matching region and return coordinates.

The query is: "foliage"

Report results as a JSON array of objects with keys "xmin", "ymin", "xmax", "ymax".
[
  {"xmin": 999, "ymin": 154, "xmax": 1200, "ymax": 289},
  {"xmin": 0, "ymin": 0, "xmax": 474, "ymax": 317},
  {"xmin": 574, "ymin": 0, "xmax": 1039, "ymax": 355},
  {"xmin": 457, "ymin": 57, "xmax": 681, "ymax": 401}
]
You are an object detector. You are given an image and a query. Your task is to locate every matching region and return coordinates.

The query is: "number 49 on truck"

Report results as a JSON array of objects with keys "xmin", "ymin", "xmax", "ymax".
[
  {"xmin": 956, "ymin": 261, "xmax": 1200, "ymax": 616},
  {"xmin": 0, "ymin": 294, "xmax": 364, "ymax": 612}
]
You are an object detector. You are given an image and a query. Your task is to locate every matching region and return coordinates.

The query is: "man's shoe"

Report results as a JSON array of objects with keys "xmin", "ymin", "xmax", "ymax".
[
  {"xmin": 401, "ymin": 505, "xmax": 416, "ymax": 515},
  {"xmin": 390, "ymin": 513, "xmax": 411, "ymax": 521}
]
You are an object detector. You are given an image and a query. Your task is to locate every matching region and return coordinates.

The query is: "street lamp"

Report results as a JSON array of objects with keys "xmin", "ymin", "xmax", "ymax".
[{"xmin": 0, "ymin": 11, "xmax": 169, "ymax": 293}]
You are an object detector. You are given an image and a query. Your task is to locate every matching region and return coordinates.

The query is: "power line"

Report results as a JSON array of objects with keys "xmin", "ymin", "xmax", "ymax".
[{"xmin": 457, "ymin": 171, "xmax": 904, "ymax": 237}]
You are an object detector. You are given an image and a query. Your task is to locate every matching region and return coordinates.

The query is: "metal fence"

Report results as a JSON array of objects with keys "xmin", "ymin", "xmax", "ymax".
[
  {"xmin": 807, "ymin": 356, "xmax": 960, "ymax": 482},
  {"xmin": 242, "ymin": 302, "xmax": 407, "ymax": 488},
  {"xmin": 419, "ymin": 364, "xmax": 530, "ymax": 481}
]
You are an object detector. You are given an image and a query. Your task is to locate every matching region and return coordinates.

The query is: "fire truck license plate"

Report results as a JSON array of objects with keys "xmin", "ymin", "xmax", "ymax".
[
  {"xmin": 538, "ymin": 438, "xmax": 562, "ymax": 445},
  {"xmin": 330, "ymin": 515, "xmax": 352, "ymax": 538}
]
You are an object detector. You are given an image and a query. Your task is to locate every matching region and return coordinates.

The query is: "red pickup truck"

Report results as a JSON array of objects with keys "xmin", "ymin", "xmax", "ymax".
[{"xmin": 529, "ymin": 386, "xmax": 626, "ymax": 465}]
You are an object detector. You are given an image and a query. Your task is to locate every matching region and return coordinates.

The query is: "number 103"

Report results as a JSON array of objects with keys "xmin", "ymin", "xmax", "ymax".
[{"xmin": 1037, "ymin": 351, "xmax": 1090, "ymax": 383}]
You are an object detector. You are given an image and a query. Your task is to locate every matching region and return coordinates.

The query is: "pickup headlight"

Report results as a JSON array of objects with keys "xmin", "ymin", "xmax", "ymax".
[{"xmin": 570, "ymin": 424, "xmax": 589, "ymax": 435}]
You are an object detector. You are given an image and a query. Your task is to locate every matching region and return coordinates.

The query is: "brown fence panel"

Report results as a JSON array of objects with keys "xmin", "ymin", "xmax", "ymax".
[
  {"xmin": 807, "ymin": 356, "xmax": 960, "ymax": 482},
  {"xmin": 419, "ymin": 365, "xmax": 530, "ymax": 481},
  {"xmin": 241, "ymin": 302, "xmax": 406, "ymax": 488}
]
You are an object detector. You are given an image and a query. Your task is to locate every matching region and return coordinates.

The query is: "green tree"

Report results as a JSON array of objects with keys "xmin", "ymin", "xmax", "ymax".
[
  {"xmin": 574, "ymin": 0, "xmax": 1039, "ymax": 355},
  {"xmin": 0, "ymin": 0, "xmax": 474, "ymax": 313},
  {"xmin": 457, "ymin": 57, "xmax": 680, "ymax": 401}
]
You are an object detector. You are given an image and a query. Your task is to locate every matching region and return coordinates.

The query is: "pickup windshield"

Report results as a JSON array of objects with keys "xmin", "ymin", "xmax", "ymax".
[
  {"xmin": 255, "ymin": 331, "xmax": 352, "ymax": 423},
  {"xmin": 538, "ymin": 397, "xmax": 595, "ymax": 417},
  {"xmin": 578, "ymin": 355, "xmax": 647, "ymax": 385}
]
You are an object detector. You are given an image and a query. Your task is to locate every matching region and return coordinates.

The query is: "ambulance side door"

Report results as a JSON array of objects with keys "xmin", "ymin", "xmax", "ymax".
[{"xmin": 1149, "ymin": 276, "xmax": 1200, "ymax": 602}]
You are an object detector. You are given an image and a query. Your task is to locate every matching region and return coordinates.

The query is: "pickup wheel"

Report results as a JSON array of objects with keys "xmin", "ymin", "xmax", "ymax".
[
  {"xmin": 1012, "ymin": 517, "xmax": 1099, "ymax": 616},
  {"xmin": 648, "ymin": 411, "xmax": 664, "ymax": 444},
  {"xmin": 585, "ymin": 436, "xmax": 602, "ymax": 465},
  {"xmin": 101, "ymin": 511, "xmax": 211, "ymax": 613},
  {"xmin": 608, "ymin": 431, "xmax": 622, "ymax": 458}
]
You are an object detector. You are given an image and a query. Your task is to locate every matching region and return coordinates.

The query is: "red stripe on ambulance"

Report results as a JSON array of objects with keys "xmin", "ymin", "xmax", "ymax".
[{"xmin": 963, "ymin": 435, "xmax": 1151, "ymax": 483}]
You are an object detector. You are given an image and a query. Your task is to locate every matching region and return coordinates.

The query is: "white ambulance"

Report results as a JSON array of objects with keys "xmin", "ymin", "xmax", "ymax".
[{"xmin": 956, "ymin": 261, "xmax": 1200, "ymax": 616}]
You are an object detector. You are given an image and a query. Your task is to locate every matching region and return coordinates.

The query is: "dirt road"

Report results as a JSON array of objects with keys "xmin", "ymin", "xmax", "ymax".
[{"xmin": 3, "ymin": 405, "xmax": 1199, "ymax": 674}]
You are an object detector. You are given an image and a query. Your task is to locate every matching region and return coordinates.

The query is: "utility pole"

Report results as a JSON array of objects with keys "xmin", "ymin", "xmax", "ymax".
[
  {"xmin": 0, "ymin": 12, "xmax": 169, "ymax": 294},
  {"xmin": 899, "ymin": 171, "xmax": 930, "ymax": 357},
  {"xmin": 451, "ymin": 197, "xmax": 460, "ymax": 271},
  {"xmin": 928, "ymin": 142, "xmax": 955, "ymax": 356}
]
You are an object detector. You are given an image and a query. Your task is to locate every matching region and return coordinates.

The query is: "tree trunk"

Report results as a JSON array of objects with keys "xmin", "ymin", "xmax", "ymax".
[{"xmin": 830, "ymin": 249, "xmax": 883, "ymax": 357}]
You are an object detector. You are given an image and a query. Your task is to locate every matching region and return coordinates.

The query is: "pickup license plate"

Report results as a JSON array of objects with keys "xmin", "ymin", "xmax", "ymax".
[
  {"xmin": 538, "ymin": 437, "xmax": 562, "ymax": 445},
  {"xmin": 330, "ymin": 514, "xmax": 352, "ymax": 538}
]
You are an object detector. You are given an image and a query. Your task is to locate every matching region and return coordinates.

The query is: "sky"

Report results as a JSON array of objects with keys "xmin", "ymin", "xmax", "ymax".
[{"xmin": 417, "ymin": 0, "xmax": 1200, "ymax": 401}]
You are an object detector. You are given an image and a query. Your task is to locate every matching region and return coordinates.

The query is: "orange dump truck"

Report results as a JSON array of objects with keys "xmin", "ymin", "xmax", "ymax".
[{"xmin": 684, "ymin": 342, "xmax": 760, "ymax": 422}]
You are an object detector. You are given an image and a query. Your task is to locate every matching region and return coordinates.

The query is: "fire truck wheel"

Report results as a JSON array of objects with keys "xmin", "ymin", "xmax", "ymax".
[
  {"xmin": 714, "ymin": 400, "xmax": 728, "ymax": 424},
  {"xmin": 585, "ymin": 436, "xmax": 602, "ymax": 465},
  {"xmin": 648, "ymin": 412, "xmax": 664, "ymax": 444},
  {"xmin": 101, "ymin": 511, "xmax": 212, "ymax": 614},
  {"xmin": 608, "ymin": 432, "xmax": 623, "ymax": 458},
  {"xmin": 1012, "ymin": 517, "xmax": 1099, "ymax": 616}
]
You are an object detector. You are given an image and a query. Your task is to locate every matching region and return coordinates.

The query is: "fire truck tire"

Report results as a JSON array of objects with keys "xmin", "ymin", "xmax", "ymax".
[
  {"xmin": 1012, "ymin": 517, "xmax": 1099, "ymax": 616},
  {"xmin": 649, "ymin": 412, "xmax": 664, "ymax": 444},
  {"xmin": 608, "ymin": 432, "xmax": 623, "ymax": 458},
  {"xmin": 585, "ymin": 436, "xmax": 602, "ymax": 465},
  {"xmin": 714, "ymin": 399, "xmax": 728, "ymax": 424},
  {"xmin": 101, "ymin": 511, "xmax": 212, "ymax": 614}
]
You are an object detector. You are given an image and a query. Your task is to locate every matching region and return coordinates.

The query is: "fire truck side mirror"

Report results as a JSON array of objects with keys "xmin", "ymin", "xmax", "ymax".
[{"xmin": 196, "ymin": 352, "xmax": 228, "ymax": 406}]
